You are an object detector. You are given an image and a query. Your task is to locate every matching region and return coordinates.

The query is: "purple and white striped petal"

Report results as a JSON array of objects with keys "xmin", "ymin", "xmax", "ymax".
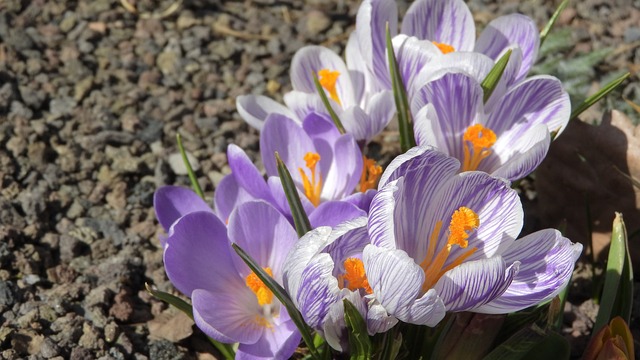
[
  {"xmin": 191, "ymin": 288, "xmax": 263, "ymax": 344},
  {"xmin": 392, "ymin": 34, "xmax": 442, "ymax": 95},
  {"xmin": 434, "ymin": 256, "xmax": 519, "ymax": 311},
  {"xmin": 295, "ymin": 253, "xmax": 340, "ymax": 329},
  {"xmin": 475, "ymin": 14, "xmax": 540, "ymax": 82},
  {"xmin": 227, "ymin": 201, "xmax": 298, "ymax": 280},
  {"xmin": 379, "ymin": 145, "xmax": 459, "ymax": 188},
  {"xmin": 475, "ymin": 230, "xmax": 582, "ymax": 314},
  {"xmin": 365, "ymin": 299, "xmax": 399, "ymax": 334},
  {"xmin": 403, "ymin": 288, "xmax": 446, "ymax": 326},
  {"xmin": 323, "ymin": 289, "xmax": 368, "ymax": 351},
  {"xmin": 489, "ymin": 123, "xmax": 551, "ymax": 181},
  {"xmin": 283, "ymin": 91, "xmax": 333, "ymax": 123},
  {"xmin": 154, "ymin": 186, "xmax": 213, "ymax": 232},
  {"xmin": 402, "ymin": 0, "xmax": 475, "ymax": 52},
  {"xmin": 236, "ymin": 94, "xmax": 298, "ymax": 130},
  {"xmin": 163, "ymin": 211, "xmax": 238, "ymax": 295},
  {"xmin": 290, "ymin": 46, "xmax": 356, "ymax": 108},
  {"xmin": 485, "ymin": 75, "xmax": 571, "ymax": 137},
  {"xmin": 214, "ymin": 174, "xmax": 255, "ymax": 222},
  {"xmin": 236, "ymin": 317, "xmax": 301, "ymax": 360},
  {"xmin": 368, "ymin": 178, "xmax": 401, "ymax": 250}
]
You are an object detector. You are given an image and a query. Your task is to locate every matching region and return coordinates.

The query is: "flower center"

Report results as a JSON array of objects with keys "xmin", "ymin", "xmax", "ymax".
[
  {"xmin": 359, "ymin": 156, "xmax": 382, "ymax": 192},
  {"xmin": 420, "ymin": 207, "xmax": 479, "ymax": 291},
  {"xmin": 462, "ymin": 124, "xmax": 497, "ymax": 171},
  {"xmin": 432, "ymin": 41, "xmax": 455, "ymax": 54},
  {"xmin": 245, "ymin": 267, "xmax": 274, "ymax": 306},
  {"xmin": 318, "ymin": 69, "xmax": 342, "ymax": 106},
  {"xmin": 298, "ymin": 152, "xmax": 323, "ymax": 207},
  {"xmin": 339, "ymin": 258, "xmax": 373, "ymax": 294}
]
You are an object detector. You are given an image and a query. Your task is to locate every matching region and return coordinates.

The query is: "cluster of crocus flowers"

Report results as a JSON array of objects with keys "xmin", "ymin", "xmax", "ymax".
[{"xmin": 152, "ymin": 0, "xmax": 586, "ymax": 358}]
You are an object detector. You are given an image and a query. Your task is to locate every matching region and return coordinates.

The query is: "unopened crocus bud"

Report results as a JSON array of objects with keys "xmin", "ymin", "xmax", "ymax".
[{"xmin": 583, "ymin": 317, "xmax": 634, "ymax": 360}]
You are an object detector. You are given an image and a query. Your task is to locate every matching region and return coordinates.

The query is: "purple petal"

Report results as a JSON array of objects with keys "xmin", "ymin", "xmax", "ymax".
[
  {"xmin": 236, "ymin": 94, "xmax": 298, "ymax": 130},
  {"xmin": 266, "ymin": 176, "xmax": 315, "ymax": 221},
  {"xmin": 362, "ymin": 90, "xmax": 395, "ymax": 141},
  {"xmin": 321, "ymin": 134, "xmax": 363, "ymax": 201},
  {"xmin": 227, "ymin": 144, "xmax": 271, "ymax": 201},
  {"xmin": 355, "ymin": 0, "xmax": 398, "ymax": 90},
  {"xmin": 302, "ymin": 112, "xmax": 341, "ymax": 148},
  {"xmin": 290, "ymin": 46, "xmax": 355, "ymax": 107},
  {"xmin": 309, "ymin": 200, "xmax": 367, "ymax": 228},
  {"xmin": 214, "ymin": 174, "xmax": 255, "ymax": 222},
  {"xmin": 260, "ymin": 114, "xmax": 316, "ymax": 179},
  {"xmin": 236, "ymin": 318, "xmax": 301, "ymax": 360},
  {"xmin": 475, "ymin": 230, "xmax": 582, "ymax": 314},
  {"xmin": 434, "ymin": 257, "xmax": 519, "ymax": 311},
  {"xmin": 485, "ymin": 75, "xmax": 571, "ymax": 137},
  {"xmin": 283, "ymin": 91, "xmax": 330, "ymax": 123},
  {"xmin": 489, "ymin": 123, "xmax": 551, "ymax": 181},
  {"xmin": 343, "ymin": 189, "xmax": 377, "ymax": 213},
  {"xmin": 228, "ymin": 201, "xmax": 298, "ymax": 280},
  {"xmin": 191, "ymin": 288, "xmax": 263, "ymax": 344},
  {"xmin": 154, "ymin": 186, "xmax": 213, "ymax": 232},
  {"xmin": 475, "ymin": 14, "xmax": 540, "ymax": 81},
  {"xmin": 363, "ymin": 245, "xmax": 424, "ymax": 319},
  {"xmin": 164, "ymin": 211, "xmax": 238, "ymax": 295},
  {"xmin": 402, "ymin": 0, "xmax": 475, "ymax": 51},
  {"xmin": 414, "ymin": 104, "xmax": 448, "ymax": 150},
  {"xmin": 341, "ymin": 106, "xmax": 372, "ymax": 143}
]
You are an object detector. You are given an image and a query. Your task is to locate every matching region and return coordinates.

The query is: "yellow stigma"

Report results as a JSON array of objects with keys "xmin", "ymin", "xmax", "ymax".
[
  {"xmin": 340, "ymin": 258, "xmax": 373, "ymax": 294},
  {"xmin": 421, "ymin": 207, "xmax": 479, "ymax": 291},
  {"xmin": 245, "ymin": 267, "xmax": 274, "ymax": 306},
  {"xmin": 318, "ymin": 69, "xmax": 342, "ymax": 106},
  {"xmin": 359, "ymin": 156, "xmax": 382, "ymax": 193},
  {"xmin": 298, "ymin": 152, "xmax": 323, "ymax": 207},
  {"xmin": 462, "ymin": 124, "xmax": 497, "ymax": 171},
  {"xmin": 432, "ymin": 41, "xmax": 455, "ymax": 54}
]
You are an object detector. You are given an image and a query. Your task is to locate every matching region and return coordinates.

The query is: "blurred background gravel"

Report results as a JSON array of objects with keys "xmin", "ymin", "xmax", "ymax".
[{"xmin": 0, "ymin": 0, "xmax": 638, "ymax": 358}]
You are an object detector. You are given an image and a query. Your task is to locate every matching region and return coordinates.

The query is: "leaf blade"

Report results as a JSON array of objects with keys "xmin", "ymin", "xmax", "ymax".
[{"xmin": 275, "ymin": 152, "xmax": 312, "ymax": 237}]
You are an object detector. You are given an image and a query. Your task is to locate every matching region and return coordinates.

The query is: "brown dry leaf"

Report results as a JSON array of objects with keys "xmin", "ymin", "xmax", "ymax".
[
  {"xmin": 537, "ymin": 110, "xmax": 640, "ymax": 269},
  {"xmin": 147, "ymin": 307, "xmax": 194, "ymax": 342}
]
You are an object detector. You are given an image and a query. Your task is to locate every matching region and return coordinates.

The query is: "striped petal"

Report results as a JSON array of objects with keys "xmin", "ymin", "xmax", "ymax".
[
  {"xmin": 489, "ymin": 123, "xmax": 551, "ymax": 181},
  {"xmin": 402, "ymin": 0, "xmax": 475, "ymax": 52},
  {"xmin": 295, "ymin": 253, "xmax": 340, "ymax": 329},
  {"xmin": 236, "ymin": 94, "xmax": 298, "ymax": 130},
  {"xmin": 475, "ymin": 230, "xmax": 582, "ymax": 314}
]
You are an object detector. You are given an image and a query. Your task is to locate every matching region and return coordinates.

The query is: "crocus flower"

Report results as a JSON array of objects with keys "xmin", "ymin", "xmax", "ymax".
[
  {"xmin": 410, "ymin": 58, "xmax": 570, "ymax": 181},
  {"xmin": 351, "ymin": 0, "xmax": 541, "ymax": 92},
  {"xmin": 237, "ymin": 42, "xmax": 395, "ymax": 145},
  {"xmin": 282, "ymin": 218, "xmax": 397, "ymax": 352},
  {"xmin": 583, "ymin": 317, "xmax": 635, "ymax": 360},
  {"xmin": 348, "ymin": 146, "xmax": 581, "ymax": 326},
  {"xmin": 162, "ymin": 201, "xmax": 302, "ymax": 359}
]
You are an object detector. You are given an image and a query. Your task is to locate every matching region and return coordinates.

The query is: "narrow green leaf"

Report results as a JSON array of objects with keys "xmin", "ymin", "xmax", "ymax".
[
  {"xmin": 231, "ymin": 243, "xmax": 319, "ymax": 358},
  {"xmin": 145, "ymin": 283, "xmax": 236, "ymax": 360},
  {"xmin": 551, "ymin": 276, "xmax": 572, "ymax": 331},
  {"xmin": 176, "ymin": 133, "xmax": 204, "ymax": 199},
  {"xmin": 539, "ymin": 0, "xmax": 569, "ymax": 46},
  {"xmin": 570, "ymin": 72, "xmax": 630, "ymax": 120},
  {"xmin": 593, "ymin": 213, "xmax": 627, "ymax": 331},
  {"xmin": 376, "ymin": 328, "xmax": 402, "ymax": 360},
  {"xmin": 275, "ymin": 152, "xmax": 312, "ymax": 237},
  {"xmin": 386, "ymin": 23, "xmax": 416, "ymax": 153},
  {"xmin": 343, "ymin": 299, "xmax": 372, "ymax": 360},
  {"xmin": 481, "ymin": 49, "xmax": 512, "ymax": 103},
  {"xmin": 313, "ymin": 73, "xmax": 346, "ymax": 134},
  {"xmin": 484, "ymin": 325, "xmax": 569, "ymax": 360}
]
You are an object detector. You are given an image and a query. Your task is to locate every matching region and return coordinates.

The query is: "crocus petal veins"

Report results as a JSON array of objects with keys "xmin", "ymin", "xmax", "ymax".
[
  {"xmin": 462, "ymin": 124, "xmax": 497, "ymax": 171},
  {"xmin": 299, "ymin": 152, "xmax": 323, "ymax": 207},
  {"xmin": 318, "ymin": 69, "xmax": 342, "ymax": 106},
  {"xmin": 432, "ymin": 41, "xmax": 455, "ymax": 54},
  {"xmin": 359, "ymin": 156, "xmax": 382, "ymax": 192},
  {"xmin": 246, "ymin": 267, "xmax": 275, "ymax": 306},
  {"xmin": 421, "ymin": 207, "xmax": 479, "ymax": 291},
  {"xmin": 339, "ymin": 258, "xmax": 373, "ymax": 294}
]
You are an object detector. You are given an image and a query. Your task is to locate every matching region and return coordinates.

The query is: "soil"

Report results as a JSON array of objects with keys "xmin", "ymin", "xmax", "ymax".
[{"xmin": 0, "ymin": 0, "xmax": 638, "ymax": 359}]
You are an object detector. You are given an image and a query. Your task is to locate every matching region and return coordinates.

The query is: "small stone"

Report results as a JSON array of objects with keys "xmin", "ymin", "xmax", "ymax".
[
  {"xmin": 59, "ymin": 15, "xmax": 77, "ymax": 33},
  {"xmin": 40, "ymin": 338, "xmax": 60, "ymax": 358},
  {"xmin": 624, "ymin": 27, "xmax": 640, "ymax": 43},
  {"xmin": 303, "ymin": 10, "xmax": 331, "ymax": 36},
  {"xmin": 104, "ymin": 322, "xmax": 119, "ymax": 343},
  {"xmin": 149, "ymin": 339, "xmax": 185, "ymax": 360},
  {"xmin": 168, "ymin": 151, "xmax": 200, "ymax": 175},
  {"xmin": 79, "ymin": 323, "xmax": 101, "ymax": 349},
  {"xmin": 177, "ymin": 11, "xmax": 198, "ymax": 30},
  {"xmin": 74, "ymin": 76, "xmax": 94, "ymax": 102},
  {"xmin": 0, "ymin": 280, "xmax": 16, "ymax": 306}
]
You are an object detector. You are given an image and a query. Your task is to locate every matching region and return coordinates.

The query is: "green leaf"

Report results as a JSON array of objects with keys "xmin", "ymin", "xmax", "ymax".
[
  {"xmin": 481, "ymin": 49, "xmax": 512, "ymax": 103},
  {"xmin": 570, "ymin": 72, "xmax": 629, "ymax": 120},
  {"xmin": 176, "ymin": 133, "xmax": 205, "ymax": 199},
  {"xmin": 386, "ymin": 23, "xmax": 416, "ymax": 153},
  {"xmin": 145, "ymin": 283, "xmax": 235, "ymax": 360},
  {"xmin": 313, "ymin": 73, "xmax": 346, "ymax": 134},
  {"xmin": 593, "ymin": 213, "xmax": 634, "ymax": 333},
  {"xmin": 495, "ymin": 303, "xmax": 548, "ymax": 345},
  {"xmin": 539, "ymin": 0, "xmax": 569, "ymax": 46},
  {"xmin": 375, "ymin": 329, "xmax": 402, "ymax": 360},
  {"xmin": 343, "ymin": 299, "xmax": 372, "ymax": 360},
  {"xmin": 483, "ymin": 325, "xmax": 570, "ymax": 360},
  {"xmin": 231, "ymin": 243, "xmax": 319, "ymax": 359},
  {"xmin": 275, "ymin": 152, "xmax": 312, "ymax": 237}
]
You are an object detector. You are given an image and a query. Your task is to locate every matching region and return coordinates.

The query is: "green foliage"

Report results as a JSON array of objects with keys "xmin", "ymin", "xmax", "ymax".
[
  {"xmin": 343, "ymin": 300, "xmax": 373, "ymax": 360},
  {"xmin": 275, "ymin": 152, "xmax": 312, "ymax": 238},
  {"xmin": 313, "ymin": 73, "xmax": 347, "ymax": 134},
  {"xmin": 481, "ymin": 50, "xmax": 512, "ymax": 103},
  {"xmin": 176, "ymin": 133, "xmax": 204, "ymax": 199}
]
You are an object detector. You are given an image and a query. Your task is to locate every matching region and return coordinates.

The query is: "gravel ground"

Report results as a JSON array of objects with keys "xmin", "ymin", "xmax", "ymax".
[{"xmin": 0, "ymin": 0, "xmax": 638, "ymax": 359}]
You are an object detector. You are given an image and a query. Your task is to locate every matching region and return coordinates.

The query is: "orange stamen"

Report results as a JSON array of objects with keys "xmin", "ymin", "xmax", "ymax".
[
  {"xmin": 421, "ymin": 207, "xmax": 479, "ymax": 291},
  {"xmin": 462, "ymin": 124, "xmax": 497, "ymax": 171},
  {"xmin": 359, "ymin": 156, "xmax": 383, "ymax": 192},
  {"xmin": 245, "ymin": 267, "xmax": 274, "ymax": 306},
  {"xmin": 318, "ymin": 69, "xmax": 342, "ymax": 106},
  {"xmin": 340, "ymin": 258, "xmax": 373, "ymax": 294},
  {"xmin": 432, "ymin": 41, "xmax": 455, "ymax": 54},
  {"xmin": 298, "ymin": 152, "xmax": 322, "ymax": 207}
]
